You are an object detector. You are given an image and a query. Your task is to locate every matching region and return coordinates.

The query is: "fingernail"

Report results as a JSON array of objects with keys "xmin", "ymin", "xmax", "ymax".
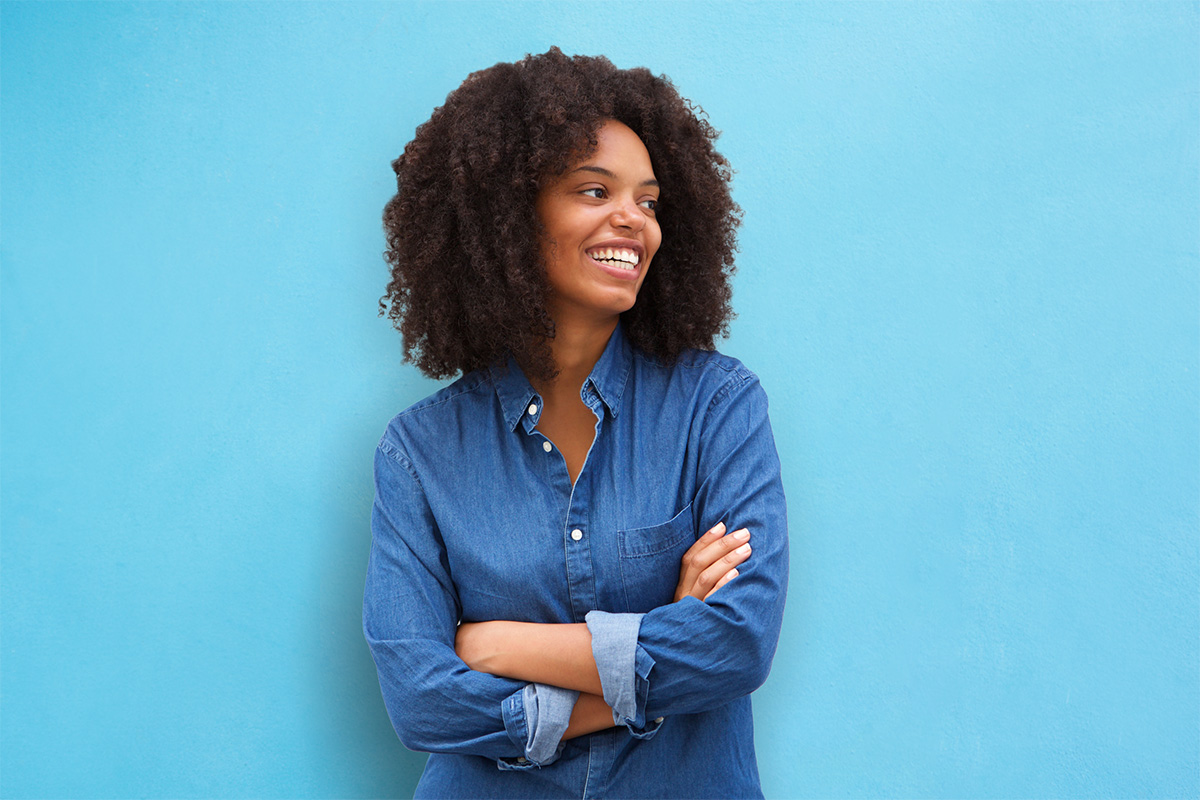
[
  {"xmin": 733, "ymin": 529, "xmax": 750, "ymax": 541},
  {"xmin": 729, "ymin": 569, "xmax": 739, "ymax": 578},
  {"xmin": 736, "ymin": 543, "xmax": 751, "ymax": 555},
  {"xmin": 711, "ymin": 522, "xmax": 726, "ymax": 535}
]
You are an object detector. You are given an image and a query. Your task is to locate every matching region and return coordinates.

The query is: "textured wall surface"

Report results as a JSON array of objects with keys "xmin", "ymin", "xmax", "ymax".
[{"xmin": 2, "ymin": 2, "xmax": 1196, "ymax": 798}]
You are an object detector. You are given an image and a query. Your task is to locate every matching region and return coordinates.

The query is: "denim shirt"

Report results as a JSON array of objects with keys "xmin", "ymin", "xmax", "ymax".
[{"xmin": 363, "ymin": 322, "xmax": 788, "ymax": 799}]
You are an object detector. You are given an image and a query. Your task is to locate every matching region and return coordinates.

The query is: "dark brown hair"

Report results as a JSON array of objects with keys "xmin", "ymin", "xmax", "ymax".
[{"xmin": 381, "ymin": 47, "xmax": 740, "ymax": 381}]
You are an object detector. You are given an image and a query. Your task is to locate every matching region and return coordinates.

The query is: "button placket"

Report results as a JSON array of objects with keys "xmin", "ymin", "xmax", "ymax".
[{"xmin": 561, "ymin": 414, "xmax": 601, "ymax": 624}]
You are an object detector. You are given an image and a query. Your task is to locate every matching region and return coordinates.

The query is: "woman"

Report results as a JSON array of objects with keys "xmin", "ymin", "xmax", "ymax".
[{"xmin": 364, "ymin": 48, "xmax": 788, "ymax": 798}]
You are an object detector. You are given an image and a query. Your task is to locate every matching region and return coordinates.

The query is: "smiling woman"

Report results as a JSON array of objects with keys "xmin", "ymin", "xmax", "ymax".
[
  {"xmin": 377, "ymin": 48, "xmax": 739, "ymax": 384},
  {"xmin": 536, "ymin": 120, "xmax": 663, "ymax": 325},
  {"xmin": 365, "ymin": 48, "xmax": 788, "ymax": 798}
]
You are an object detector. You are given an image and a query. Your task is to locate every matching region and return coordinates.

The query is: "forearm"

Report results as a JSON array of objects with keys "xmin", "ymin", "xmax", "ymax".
[
  {"xmin": 458, "ymin": 621, "xmax": 603, "ymax": 695},
  {"xmin": 563, "ymin": 692, "xmax": 616, "ymax": 739}
]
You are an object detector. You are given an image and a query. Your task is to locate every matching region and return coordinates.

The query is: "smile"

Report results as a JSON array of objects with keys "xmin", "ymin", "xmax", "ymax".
[{"xmin": 585, "ymin": 245, "xmax": 641, "ymax": 273}]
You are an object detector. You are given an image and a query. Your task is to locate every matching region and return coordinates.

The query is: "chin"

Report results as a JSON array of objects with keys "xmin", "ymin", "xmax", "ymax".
[{"xmin": 603, "ymin": 296, "xmax": 639, "ymax": 316}]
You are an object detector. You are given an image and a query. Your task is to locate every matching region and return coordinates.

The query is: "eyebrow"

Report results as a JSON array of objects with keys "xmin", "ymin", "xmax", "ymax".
[{"xmin": 571, "ymin": 165, "xmax": 659, "ymax": 188}]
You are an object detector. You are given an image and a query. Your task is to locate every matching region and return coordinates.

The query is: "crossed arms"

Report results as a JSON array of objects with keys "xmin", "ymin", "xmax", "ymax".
[{"xmin": 453, "ymin": 520, "xmax": 757, "ymax": 739}]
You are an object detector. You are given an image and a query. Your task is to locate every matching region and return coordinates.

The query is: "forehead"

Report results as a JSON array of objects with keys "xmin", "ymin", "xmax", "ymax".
[{"xmin": 567, "ymin": 120, "xmax": 655, "ymax": 176}]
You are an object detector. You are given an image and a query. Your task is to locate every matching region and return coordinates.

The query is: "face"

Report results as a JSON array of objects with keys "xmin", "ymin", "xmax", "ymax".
[{"xmin": 535, "ymin": 119, "xmax": 662, "ymax": 326}]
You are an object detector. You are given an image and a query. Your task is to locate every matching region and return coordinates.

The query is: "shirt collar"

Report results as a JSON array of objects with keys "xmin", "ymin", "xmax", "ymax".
[
  {"xmin": 491, "ymin": 358, "xmax": 540, "ymax": 433},
  {"xmin": 586, "ymin": 320, "xmax": 633, "ymax": 420},
  {"xmin": 490, "ymin": 320, "xmax": 633, "ymax": 432}
]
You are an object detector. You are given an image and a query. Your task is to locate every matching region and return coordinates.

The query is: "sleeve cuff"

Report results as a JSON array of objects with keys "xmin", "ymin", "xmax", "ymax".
[
  {"xmin": 498, "ymin": 683, "xmax": 578, "ymax": 769},
  {"xmin": 585, "ymin": 610, "xmax": 664, "ymax": 740}
]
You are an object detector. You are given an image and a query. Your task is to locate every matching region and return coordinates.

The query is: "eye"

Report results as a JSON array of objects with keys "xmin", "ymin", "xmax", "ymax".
[
  {"xmin": 640, "ymin": 198, "xmax": 659, "ymax": 212},
  {"xmin": 582, "ymin": 187, "xmax": 606, "ymax": 199}
]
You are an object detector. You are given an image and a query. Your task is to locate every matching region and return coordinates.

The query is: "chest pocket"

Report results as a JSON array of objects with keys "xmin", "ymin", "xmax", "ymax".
[{"xmin": 618, "ymin": 502, "xmax": 696, "ymax": 613}]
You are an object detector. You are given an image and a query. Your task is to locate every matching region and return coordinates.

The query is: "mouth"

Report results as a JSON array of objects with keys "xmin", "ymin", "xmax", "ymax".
[{"xmin": 585, "ymin": 241, "xmax": 643, "ymax": 275}]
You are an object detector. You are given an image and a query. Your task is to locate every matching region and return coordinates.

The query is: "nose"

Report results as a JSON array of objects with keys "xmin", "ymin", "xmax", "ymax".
[{"xmin": 609, "ymin": 197, "xmax": 644, "ymax": 232}]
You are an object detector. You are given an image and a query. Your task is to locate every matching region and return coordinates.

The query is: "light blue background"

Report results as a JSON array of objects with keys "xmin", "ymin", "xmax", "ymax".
[{"xmin": 3, "ymin": 2, "xmax": 1197, "ymax": 798}]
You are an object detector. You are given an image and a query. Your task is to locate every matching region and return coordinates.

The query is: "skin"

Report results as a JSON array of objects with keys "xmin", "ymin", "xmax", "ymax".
[{"xmin": 454, "ymin": 120, "xmax": 753, "ymax": 741}]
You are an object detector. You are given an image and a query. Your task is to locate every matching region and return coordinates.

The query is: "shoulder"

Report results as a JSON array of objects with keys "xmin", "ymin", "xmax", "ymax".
[
  {"xmin": 376, "ymin": 369, "xmax": 496, "ymax": 462},
  {"xmin": 632, "ymin": 346, "xmax": 762, "ymax": 409}
]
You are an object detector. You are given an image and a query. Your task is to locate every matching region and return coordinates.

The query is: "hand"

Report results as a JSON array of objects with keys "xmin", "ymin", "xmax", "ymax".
[{"xmin": 673, "ymin": 521, "xmax": 751, "ymax": 603}]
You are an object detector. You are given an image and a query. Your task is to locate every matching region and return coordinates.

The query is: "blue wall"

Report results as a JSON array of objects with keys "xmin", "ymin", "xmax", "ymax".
[{"xmin": 2, "ymin": 2, "xmax": 1196, "ymax": 797}]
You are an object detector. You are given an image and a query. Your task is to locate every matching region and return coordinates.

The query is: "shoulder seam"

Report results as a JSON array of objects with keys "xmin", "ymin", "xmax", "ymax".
[
  {"xmin": 393, "ymin": 372, "xmax": 490, "ymax": 421},
  {"xmin": 707, "ymin": 367, "xmax": 756, "ymax": 411},
  {"xmin": 376, "ymin": 439, "xmax": 423, "ymax": 487},
  {"xmin": 632, "ymin": 348, "xmax": 744, "ymax": 375}
]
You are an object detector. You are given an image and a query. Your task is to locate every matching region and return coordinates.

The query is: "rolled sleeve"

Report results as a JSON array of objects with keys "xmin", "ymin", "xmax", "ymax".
[
  {"xmin": 498, "ymin": 683, "xmax": 578, "ymax": 770},
  {"xmin": 500, "ymin": 686, "xmax": 531, "ymax": 757},
  {"xmin": 585, "ymin": 610, "xmax": 664, "ymax": 740}
]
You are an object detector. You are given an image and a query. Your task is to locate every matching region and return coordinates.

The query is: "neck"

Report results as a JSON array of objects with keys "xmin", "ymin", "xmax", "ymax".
[{"xmin": 532, "ymin": 314, "xmax": 618, "ymax": 400}]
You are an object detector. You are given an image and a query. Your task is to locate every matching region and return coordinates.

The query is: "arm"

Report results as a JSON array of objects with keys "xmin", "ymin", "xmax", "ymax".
[
  {"xmin": 455, "ymin": 521, "xmax": 753, "ymax": 694},
  {"xmin": 456, "ymin": 621, "xmax": 603, "ymax": 695},
  {"xmin": 606, "ymin": 372, "xmax": 788, "ymax": 720},
  {"xmin": 564, "ymin": 692, "xmax": 618, "ymax": 739},
  {"xmin": 363, "ymin": 440, "xmax": 580, "ymax": 767},
  {"xmin": 457, "ymin": 372, "xmax": 788, "ymax": 726}
]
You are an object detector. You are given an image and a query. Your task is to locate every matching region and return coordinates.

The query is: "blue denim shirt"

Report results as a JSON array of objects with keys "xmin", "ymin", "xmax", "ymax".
[{"xmin": 363, "ymin": 322, "xmax": 788, "ymax": 799}]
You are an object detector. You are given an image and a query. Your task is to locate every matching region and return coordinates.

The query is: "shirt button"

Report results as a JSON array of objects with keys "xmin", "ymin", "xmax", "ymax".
[
  {"xmin": 542, "ymin": 441, "xmax": 552, "ymax": 452},
  {"xmin": 571, "ymin": 529, "xmax": 583, "ymax": 541},
  {"xmin": 654, "ymin": 717, "xmax": 664, "ymax": 724},
  {"xmin": 528, "ymin": 403, "xmax": 538, "ymax": 415},
  {"xmin": 516, "ymin": 756, "xmax": 527, "ymax": 764}
]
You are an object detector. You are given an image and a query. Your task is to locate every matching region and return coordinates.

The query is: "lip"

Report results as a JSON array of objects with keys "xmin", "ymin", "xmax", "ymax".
[{"xmin": 584, "ymin": 238, "xmax": 644, "ymax": 281}]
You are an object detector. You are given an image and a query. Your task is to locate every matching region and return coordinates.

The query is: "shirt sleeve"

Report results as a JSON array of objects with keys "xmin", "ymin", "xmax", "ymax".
[
  {"xmin": 584, "ymin": 610, "xmax": 662, "ymax": 739},
  {"xmin": 586, "ymin": 370, "xmax": 789, "ymax": 726},
  {"xmin": 521, "ymin": 683, "xmax": 581, "ymax": 765},
  {"xmin": 363, "ymin": 439, "xmax": 574, "ymax": 768}
]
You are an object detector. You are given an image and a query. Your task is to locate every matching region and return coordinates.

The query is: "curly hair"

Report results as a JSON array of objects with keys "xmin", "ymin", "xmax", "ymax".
[{"xmin": 380, "ymin": 47, "xmax": 741, "ymax": 381}]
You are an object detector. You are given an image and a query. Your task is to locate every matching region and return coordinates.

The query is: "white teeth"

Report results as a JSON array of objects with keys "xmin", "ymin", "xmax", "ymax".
[{"xmin": 588, "ymin": 247, "xmax": 639, "ymax": 267}]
